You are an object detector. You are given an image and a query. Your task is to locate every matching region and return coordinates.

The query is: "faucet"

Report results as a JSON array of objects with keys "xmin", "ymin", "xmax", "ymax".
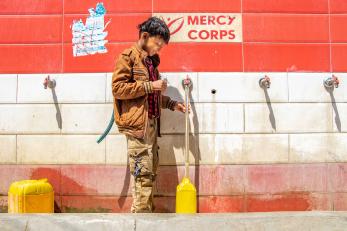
[
  {"xmin": 182, "ymin": 74, "xmax": 192, "ymax": 90},
  {"xmin": 259, "ymin": 75, "xmax": 271, "ymax": 89},
  {"xmin": 324, "ymin": 75, "xmax": 339, "ymax": 89},
  {"xmin": 43, "ymin": 75, "xmax": 56, "ymax": 89}
]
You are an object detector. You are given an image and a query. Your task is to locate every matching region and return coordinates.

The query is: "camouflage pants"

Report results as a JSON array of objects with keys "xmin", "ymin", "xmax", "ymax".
[{"xmin": 126, "ymin": 117, "xmax": 159, "ymax": 213}]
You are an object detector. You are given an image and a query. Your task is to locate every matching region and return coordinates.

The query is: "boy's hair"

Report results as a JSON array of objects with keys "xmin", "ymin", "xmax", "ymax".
[{"xmin": 137, "ymin": 16, "xmax": 170, "ymax": 44}]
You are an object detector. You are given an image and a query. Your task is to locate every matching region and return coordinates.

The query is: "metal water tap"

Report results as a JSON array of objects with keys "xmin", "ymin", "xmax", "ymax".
[
  {"xmin": 43, "ymin": 75, "xmax": 56, "ymax": 89},
  {"xmin": 259, "ymin": 75, "xmax": 271, "ymax": 89},
  {"xmin": 182, "ymin": 75, "xmax": 192, "ymax": 89},
  {"xmin": 324, "ymin": 75, "xmax": 340, "ymax": 89}
]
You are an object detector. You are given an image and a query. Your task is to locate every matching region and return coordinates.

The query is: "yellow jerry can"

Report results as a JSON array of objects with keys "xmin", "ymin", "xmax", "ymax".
[
  {"xmin": 8, "ymin": 178, "xmax": 54, "ymax": 213},
  {"xmin": 176, "ymin": 176, "xmax": 197, "ymax": 213}
]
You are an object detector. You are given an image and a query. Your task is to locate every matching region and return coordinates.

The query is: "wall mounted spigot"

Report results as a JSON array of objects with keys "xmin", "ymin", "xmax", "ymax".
[
  {"xmin": 324, "ymin": 75, "xmax": 339, "ymax": 89},
  {"xmin": 43, "ymin": 75, "xmax": 56, "ymax": 89},
  {"xmin": 259, "ymin": 75, "xmax": 271, "ymax": 89}
]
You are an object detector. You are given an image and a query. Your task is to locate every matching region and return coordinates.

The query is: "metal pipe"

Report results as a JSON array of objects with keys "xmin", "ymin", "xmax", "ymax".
[{"xmin": 182, "ymin": 75, "xmax": 192, "ymax": 178}]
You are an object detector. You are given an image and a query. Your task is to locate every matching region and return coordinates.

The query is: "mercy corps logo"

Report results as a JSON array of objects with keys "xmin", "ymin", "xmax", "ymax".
[{"xmin": 153, "ymin": 13, "xmax": 242, "ymax": 42}]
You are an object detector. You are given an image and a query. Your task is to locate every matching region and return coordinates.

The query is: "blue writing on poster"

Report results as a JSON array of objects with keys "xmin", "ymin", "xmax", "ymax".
[{"xmin": 71, "ymin": 2, "xmax": 111, "ymax": 57}]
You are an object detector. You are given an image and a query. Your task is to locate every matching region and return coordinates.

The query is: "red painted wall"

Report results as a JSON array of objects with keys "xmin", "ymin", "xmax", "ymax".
[
  {"xmin": 0, "ymin": 0, "xmax": 346, "ymax": 73},
  {"xmin": 1, "ymin": 163, "xmax": 345, "ymax": 212}
]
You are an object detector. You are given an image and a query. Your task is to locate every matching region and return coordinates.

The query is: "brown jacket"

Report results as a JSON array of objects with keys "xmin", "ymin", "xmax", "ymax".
[{"xmin": 112, "ymin": 42, "xmax": 177, "ymax": 139}]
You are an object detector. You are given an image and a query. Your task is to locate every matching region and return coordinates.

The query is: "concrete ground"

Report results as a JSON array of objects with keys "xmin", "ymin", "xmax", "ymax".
[{"xmin": 1, "ymin": 211, "xmax": 347, "ymax": 231}]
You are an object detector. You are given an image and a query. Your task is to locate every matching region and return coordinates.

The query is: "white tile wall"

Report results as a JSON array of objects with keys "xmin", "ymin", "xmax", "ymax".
[
  {"xmin": 289, "ymin": 133, "xmax": 347, "ymax": 163},
  {"xmin": 197, "ymin": 103, "xmax": 244, "ymax": 133},
  {"xmin": 106, "ymin": 73, "xmax": 113, "ymax": 103},
  {"xmin": 18, "ymin": 73, "xmax": 107, "ymax": 103},
  {"xmin": 160, "ymin": 105, "xmax": 197, "ymax": 134},
  {"xmin": 160, "ymin": 103, "xmax": 243, "ymax": 134},
  {"xmin": 0, "ymin": 135, "xmax": 16, "ymax": 164},
  {"xmin": 17, "ymin": 135, "xmax": 105, "ymax": 164},
  {"xmin": 159, "ymin": 134, "xmax": 288, "ymax": 165},
  {"xmin": 332, "ymin": 73, "xmax": 347, "ymax": 102},
  {"xmin": 105, "ymin": 134, "xmax": 127, "ymax": 164},
  {"xmin": 1, "ymin": 72, "xmax": 346, "ymax": 164},
  {"xmin": 61, "ymin": 103, "xmax": 116, "ymax": 134},
  {"xmin": 198, "ymin": 72, "xmax": 288, "ymax": 102},
  {"xmin": 0, "ymin": 75, "xmax": 17, "ymax": 103},
  {"xmin": 157, "ymin": 134, "xmax": 198, "ymax": 165},
  {"xmin": 245, "ymin": 103, "xmax": 333, "ymax": 133},
  {"xmin": 288, "ymin": 73, "xmax": 347, "ymax": 102},
  {"xmin": 0, "ymin": 104, "xmax": 61, "ymax": 134},
  {"xmin": 333, "ymin": 103, "xmax": 347, "ymax": 132}
]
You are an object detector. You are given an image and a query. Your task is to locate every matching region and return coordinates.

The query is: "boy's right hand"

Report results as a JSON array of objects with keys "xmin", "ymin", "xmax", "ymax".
[{"xmin": 152, "ymin": 79, "xmax": 167, "ymax": 91}]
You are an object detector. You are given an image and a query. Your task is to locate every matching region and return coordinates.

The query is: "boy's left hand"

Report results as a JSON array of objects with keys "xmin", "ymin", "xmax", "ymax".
[{"xmin": 174, "ymin": 102, "xmax": 191, "ymax": 113}]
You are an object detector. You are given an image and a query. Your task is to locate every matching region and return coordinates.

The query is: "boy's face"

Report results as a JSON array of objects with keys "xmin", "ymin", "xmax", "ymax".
[{"xmin": 141, "ymin": 32, "xmax": 166, "ymax": 56}]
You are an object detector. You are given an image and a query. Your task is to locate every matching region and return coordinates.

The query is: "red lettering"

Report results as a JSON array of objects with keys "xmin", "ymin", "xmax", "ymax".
[
  {"xmin": 187, "ymin": 16, "xmax": 199, "ymax": 25},
  {"xmin": 228, "ymin": 16, "xmax": 235, "ymax": 25},
  {"xmin": 207, "ymin": 15, "xmax": 216, "ymax": 25},
  {"xmin": 210, "ymin": 30, "xmax": 218, "ymax": 40},
  {"xmin": 188, "ymin": 30, "xmax": 198, "ymax": 40},
  {"xmin": 200, "ymin": 15, "xmax": 207, "ymax": 25},
  {"xmin": 219, "ymin": 30, "xmax": 227, "ymax": 39},
  {"xmin": 217, "ymin": 16, "xmax": 226, "ymax": 25},
  {"xmin": 228, "ymin": 30, "xmax": 236, "ymax": 39},
  {"xmin": 199, "ymin": 30, "xmax": 209, "ymax": 39},
  {"xmin": 187, "ymin": 29, "xmax": 237, "ymax": 41},
  {"xmin": 187, "ymin": 15, "xmax": 236, "ymax": 25}
]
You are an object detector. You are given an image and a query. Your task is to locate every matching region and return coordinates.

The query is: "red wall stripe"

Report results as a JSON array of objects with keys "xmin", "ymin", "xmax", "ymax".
[
  {"xmin": 243, "ymin": 14, "xmax": 329, "ymax": 43},
  {"xmin": 0, "ymin": 0, "xmax": 62, "ymax": 15},
  {"xmin": 330, "ymin": 15, "xmax": 347, "ymax": 42},
  {"xmin": 153, "ymin": 0, "xmax": 241, "ymax": 13},
  {"xmin": 246, "ymin": 193, "xmax": 330, "ymax": 212},
  {"xmin": 333, "ymin": 193, "xmax": 347, "ymax": 210},
  {"xmin": 159, "ymin": 43, "xmax": 243, "ymax": 72},
  {"xmin": 0, "ymin": 193, "xmax": 337, "ymax": 213},
  {"xmin": 0, "ymin": 43, "xmax": 335, "ymax": 73},
  {"xmin": 243, "ymin": 43, "xmax": 330, "ymax": 72},
  {"xmin": 0, "ymin": 45, "xmax": 62, "ymax": 73},
  {"xmin": 243, "ymin": 0, "xmax": 329, "ymax": 13},
  {"xmin": 1, "ymin": 163, "xmax": 346, "ymax": 212},
  {"xmin": 63, "ymin": 0, "xmax": 152, "ymax": 14},
  {"xmin": 0, "ymin": 16, "xmax": 62, "ymax": 43},
  {"xmin": 60, "ymin": 195, "xmax": 247, "ymax": 213},
  {"xmin": 330, "ymin": 0, "xmax": 347, "ymax": 13},
  {"xmin": 64, "ymin": 42, "xmax": 244, "ymax": 73},
  {"xmin": 0, "ymin": 163, "xmax": 346, "ymax": 197},
  {"xmin": 0, "ymin": 1, "xmax": 346, "ymax": 73},
  {"xmin": 332, "ymin": 44, "xmax": 347, "ymax": 72},
  {"xmin": 63, "ymin": 43, "xmax": 131, "ymax": 73}
]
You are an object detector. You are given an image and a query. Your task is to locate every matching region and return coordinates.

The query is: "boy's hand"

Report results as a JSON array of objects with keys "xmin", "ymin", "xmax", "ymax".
[
  {"xmin": 174, "ymin": 102, "xmax": 191, "ymax": 113},
  {"xmin": 152, "ymin": 79, "xmax": 167, "ymax": 91}
]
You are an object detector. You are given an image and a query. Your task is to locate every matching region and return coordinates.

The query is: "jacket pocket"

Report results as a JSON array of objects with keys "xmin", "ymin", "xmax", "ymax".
[{"xmin": 122, "ymin": 98, "xmax": 146, "ymax": 128}]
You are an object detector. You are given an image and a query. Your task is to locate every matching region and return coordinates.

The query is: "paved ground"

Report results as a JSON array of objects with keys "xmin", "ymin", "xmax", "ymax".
[{"xmin": 1, "ymin": 211, "xmax": 347, "ymax": 231}]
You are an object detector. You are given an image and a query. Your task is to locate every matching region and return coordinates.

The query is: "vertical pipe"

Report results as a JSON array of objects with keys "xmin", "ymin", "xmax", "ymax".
[{"xmin": 184, "ymin": 84, "xmax": 190, "ymax": 178}]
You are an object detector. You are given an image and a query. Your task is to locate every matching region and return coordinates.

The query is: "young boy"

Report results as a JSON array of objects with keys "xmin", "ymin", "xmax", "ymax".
[{"xmin": 111, "ymin": 16, "xmax": 190, "ymax": 213}]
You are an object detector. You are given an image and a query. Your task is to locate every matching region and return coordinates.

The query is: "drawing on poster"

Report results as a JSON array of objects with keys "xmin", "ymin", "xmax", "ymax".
[{"xmin": 71, "ymin": 2, "xmax": 111, "ymax": 57}]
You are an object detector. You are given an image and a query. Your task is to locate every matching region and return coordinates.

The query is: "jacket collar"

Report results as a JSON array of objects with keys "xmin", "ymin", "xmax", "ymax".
[
  {"xmin": 134, "ymin": 42, "xmax": 148, "ymax": 59},
  {"xmin": 133, "ymin": 42, "xmax": 160, "ymax": 68}
]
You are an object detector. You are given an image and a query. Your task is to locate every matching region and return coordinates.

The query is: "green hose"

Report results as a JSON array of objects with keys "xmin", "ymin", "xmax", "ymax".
[{"xmin": 97, "ymin": 111, "xmax": 114, "ymax": 143}]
